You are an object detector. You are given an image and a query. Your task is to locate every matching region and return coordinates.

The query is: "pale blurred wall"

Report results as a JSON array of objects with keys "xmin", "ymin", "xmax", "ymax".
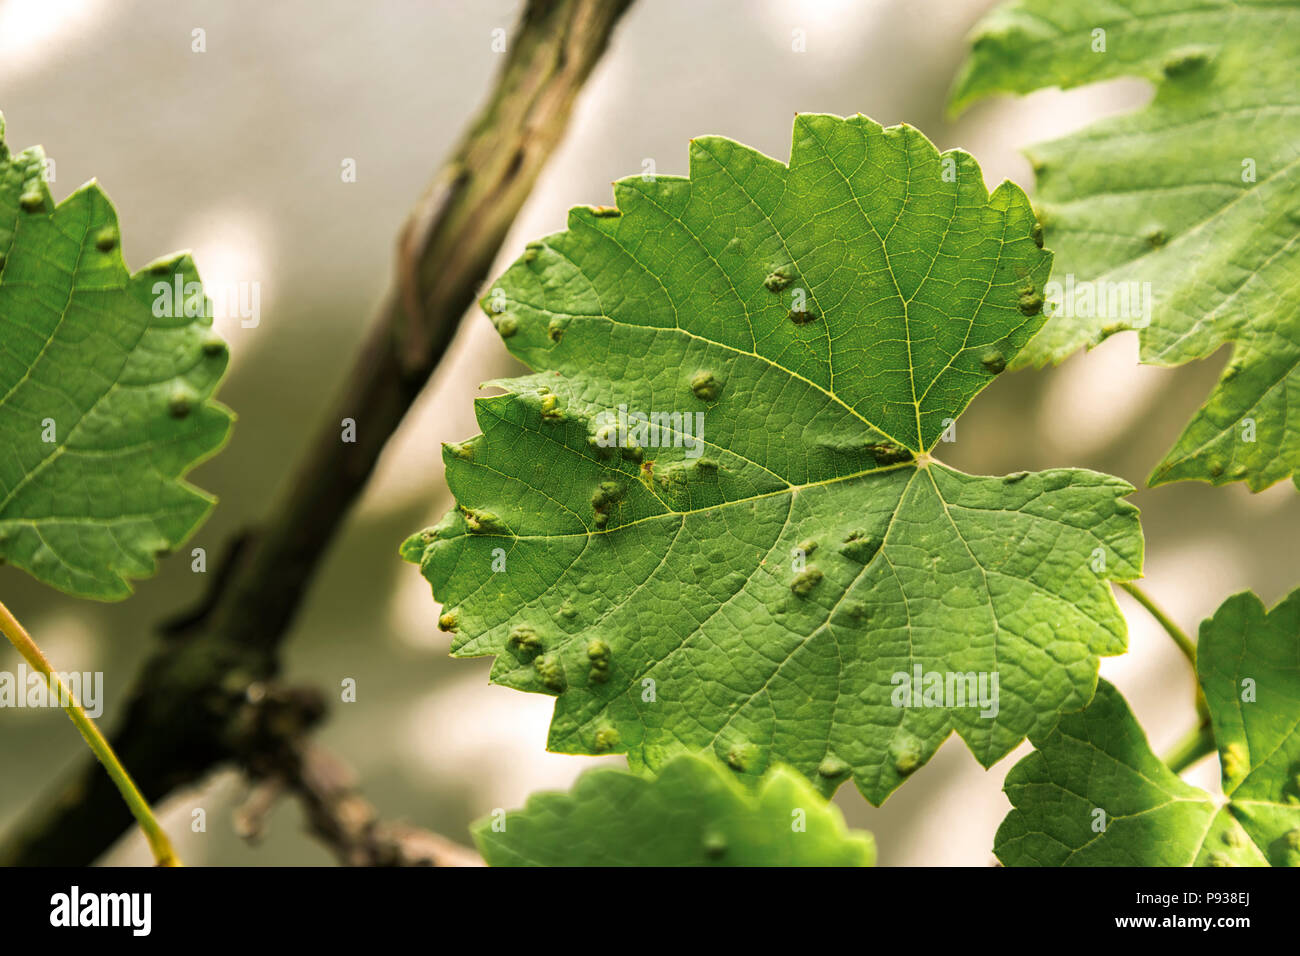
[{"xmin": 0, "ymin": 0, "xmax": 1295, "ymax": 866}]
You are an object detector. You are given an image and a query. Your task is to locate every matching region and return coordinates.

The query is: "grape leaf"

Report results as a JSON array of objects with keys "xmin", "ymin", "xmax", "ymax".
[
  {"xmin": 951, "ymin": 0, "xmax": 1300, "ymax": 491},
  {"xmin": 0, "ymin": 115, "xmax": 232, "ymax": 600},
  {"xmin": 472, "ymin": 753, "xmax": 875, "ymax": 866},
  {"xmin": 403, "ymin": 114, "xmax": 1144, "ymax": 805},
  {"xmin": 997, "ymin": 587, "xmax": 1300, "ymax": 866}
]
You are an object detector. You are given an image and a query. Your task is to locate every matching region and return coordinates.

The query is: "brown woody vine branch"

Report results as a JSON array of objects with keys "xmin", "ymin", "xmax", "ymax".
[{"xmin": 230, "ymin": 684, "xmax": 483, "ymax": 867}]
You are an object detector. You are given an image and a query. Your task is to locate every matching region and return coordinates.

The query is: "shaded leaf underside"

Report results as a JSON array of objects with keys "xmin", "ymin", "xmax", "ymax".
[
  {"xmin": 473, "ymin": 753, "xmax": 875, "ymax": 866},
  {"xmin": 405, "ymin": 114, "xmax": 1143, "ymax": 805}
]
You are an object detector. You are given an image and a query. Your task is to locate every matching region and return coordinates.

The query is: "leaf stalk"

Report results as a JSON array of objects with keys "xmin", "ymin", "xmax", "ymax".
[
  {"xmin": 0, "ymin": 599, "xmax": 180, "ymax": 867},
  {"xmin": 1118, "ymin": 581, "xmax": 1196, "ymax": 664},
  {"xmin": 1163, "ymin": 722, "xmax": 1216, "ymax": 775}
]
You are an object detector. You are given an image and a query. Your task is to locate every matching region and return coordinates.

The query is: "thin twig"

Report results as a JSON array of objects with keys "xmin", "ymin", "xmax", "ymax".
[
  {"xmin": 0, "ymin": 599, "xmax": 180, "ymax": 866},
  {"xmin": 230, "ymin": 684, "xmax": 482, "ymax": 866},
  {"xmin": 240, "ymin": 743, "xmax": 484, "ymax": 867}
]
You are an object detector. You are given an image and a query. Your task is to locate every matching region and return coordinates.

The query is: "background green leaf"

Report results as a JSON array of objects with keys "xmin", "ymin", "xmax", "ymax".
[
  {"xmin": 405, "ymin": 114, "xmax": 1143, "ymax": 805},
  {"xmin": 997, "ymin": 587, "xmax": 1300, "ymax": 866},
  {"xmin": 952, "ymin": 0, "xmax": 1300, "ymax": 490},
  {"xmin": 0, "ymin": 116, "xmax": 232, "ymax": 600},
  {"xmin": 473, "ymin": 753, "xmax": 875, "ymax": 866},
  {"xmin": 1197, "ymin": 586, "xmax": 1300, "ymax": 863}
]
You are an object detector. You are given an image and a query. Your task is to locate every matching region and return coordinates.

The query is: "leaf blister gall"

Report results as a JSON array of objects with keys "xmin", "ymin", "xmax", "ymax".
[
  {"xmin": 691, "ymin": 370, "xmax": 722, "ymax": 401},
  {"xmin": 168, "ymin": 385, "xmax": 196, "ymax": 419},
  {"xmin": 843, "ymin": 601, "xmax": 869, "ymax": 624},
  {"xmin": 818, "ymin": 755, "xmax": 849, "ymax": 778},
  {"xmin": 839, "ymin": 531, "xmax": 879, "ymax": 564},
  {"xmin": 509, "ymin": 623, "xmax": 543, "ymax": 654},
  {"xmin": 763, "ymin": 269, "xmax": 794, "ymax": 293},
  {"xmin": 890, "ymin": 733, "xmax": 923, "ymax": 776},
  {"xmin": 791, "ymin": 566, "xmax": 823, "ymax": 597},
  {"xmin": 539, "ymin": 393, "xmax": 564, "ymax": 422},
  {"xmin": 587, "ymin": 638, "xmax": 611, "ymax": 683},
  {"xmin": 702, "ymin": 829, "xmax": 728, "ymax": 859},
  {"xmin": 1221, "ymin": 742, "xmax": 1247, "ymax": 781},
  {"xmin": 533, "ymin": 653, "xmax": 566, "ymax": 692},
  {"xmin": 445, "ymin": 440, "xmax": 474, "ymax": 461},
  {"xmin": 726, "ymin": 742, "xmax": 758, "ymax": 772},
  {"xmin": 94, "ymin": 226, "xmax": 119, "ymax": 252},
  {"xmin": 1017, "ymin": 288, "xmax": 1043, "ymax": 316},
  {"xmin": 1161, "ymin": 46, "xmax": 1214, "ymax": 79},
  {"xmin": 590, "ymin": 479, "xmax": 625, "ymax": 531},
  {"xmin": 865, "ymin": 442, "xmax": 912, "ymax": 465},
  {"xmin": 979, "ymin": 349, "xmax": 1007, "ymax": 374},
  {"xmin": 461, "ymin": 508, "xmax": 508, "ymax": 535}
]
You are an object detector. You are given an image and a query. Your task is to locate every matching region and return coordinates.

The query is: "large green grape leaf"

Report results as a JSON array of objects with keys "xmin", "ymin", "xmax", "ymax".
[
  {"xmin": 473, "ymin": 753, "xmax": 875, "ymax": 866},
  {"xmin": 951, "ymin": 0, "xmax": 1300, "ymax": 491},
  {"xmin": 0, "ymin": 115, "xmax": 232, "ymax": 600},
  {"xmin": 997, "ymin": 588, "xmax": 1300, "ymax": 866},
  {"xmin": 403, "ymin": 114, "xmax": 1144, "ymax": 805}
]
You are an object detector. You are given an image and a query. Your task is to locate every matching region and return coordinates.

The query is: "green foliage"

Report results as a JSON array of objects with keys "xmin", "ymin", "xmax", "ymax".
[
  {"xmin": 953, "ymin": 0, "xmax": 1300, "ymax": 490},
  {"xmin": 0, "ymin": 115, "xmax": 232, "ymax": 600},
  {"xmin": 405, "ymin": 113, "xmax": 1144, "ymax": 806},
  {"xmin": 997, "ymin": 587, "xmax": 1300, "ymax": 866},
  {"xmin": 473, "ymin": 753, "xmax": 875, "ymax": 866}
]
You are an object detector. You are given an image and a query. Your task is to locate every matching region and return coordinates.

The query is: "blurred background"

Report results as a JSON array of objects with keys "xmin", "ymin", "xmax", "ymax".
[{"xmin": 0, "ymin": 0, "xmax": 1295, "ymax": 866}]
